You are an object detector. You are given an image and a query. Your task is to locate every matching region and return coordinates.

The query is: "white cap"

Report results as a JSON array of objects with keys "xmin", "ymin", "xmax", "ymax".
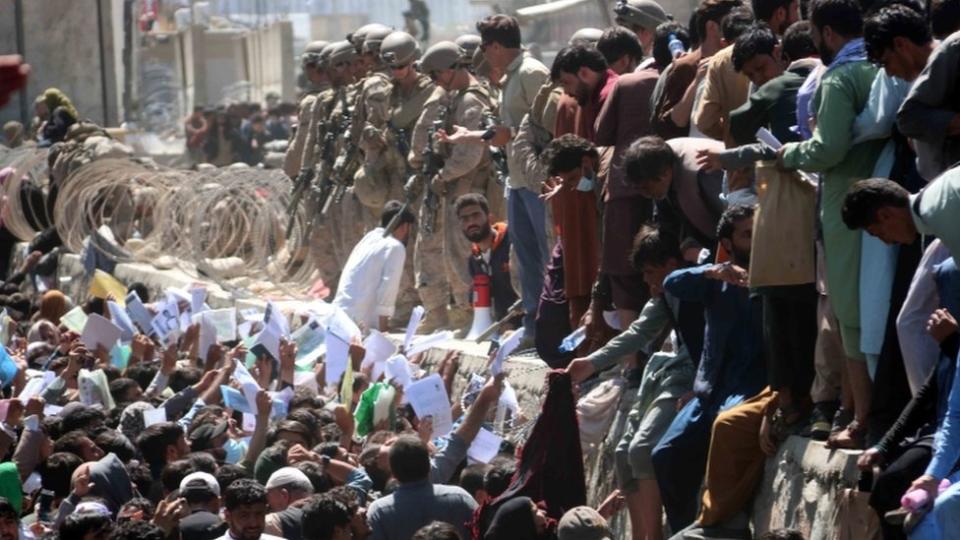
[
  {"xmin": 179, "ymin": 471, "xmax": 220, "ymax": 497},
  {"xmin": 265, "ymin": 467, "xmax": 314, "ymax": 493}
]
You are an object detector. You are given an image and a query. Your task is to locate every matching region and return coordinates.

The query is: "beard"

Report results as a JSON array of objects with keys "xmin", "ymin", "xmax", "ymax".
[
  {"xmin": 732, "ymin": 247, "xmax": 751, "ymax": 269},
  {"xmin": 818, "ymin": 40, "xmax": 836, "ymax": 65},
  {"xmin": 465, "ymin": 226, "xmax": 491, "ymax": 243}
]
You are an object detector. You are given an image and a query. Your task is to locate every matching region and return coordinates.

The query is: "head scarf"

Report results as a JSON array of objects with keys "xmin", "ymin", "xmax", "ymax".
[
  {"xmin": 484, "ymin": 497, "xmax": 538, "ymax": 540},
  {"xmin": 39, "ymin": 290, "xmax": 68, "ymax": 325},
  {"xmin": 0, "ymin": 463, "xmax": 23, "ymax": 513},
  {"xmin": 41, "ymin": 88, "xmax": 79, "ymax": 121}
]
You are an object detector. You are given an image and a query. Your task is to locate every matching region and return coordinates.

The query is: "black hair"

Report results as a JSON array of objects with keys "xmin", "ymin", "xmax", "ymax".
[
  {"xmin": 543, "ymin": 134, "xmax": 599, "ymax": 175},
  {"xmin": 95, "ymin": 430, "xmax": 137, "ymax": 463},
  {"xmin": 631, "ymin": 225, "xmax": 683, "ymax": 270},
  {"xmin": 169, "ymin": 366, "xmax": 202, "ymax": 393},
  {"xmin": 60, "ymin": 406, "xmax": 106, "ymax": 434},
  {"xmin": 224, "ymin": 478, "xmax": 268, "ymax": 511},
  {"xmin": 454, "ymin": 193, "xmax": 490, "ymax": 216},
  {"xmin": 109, "ymin": 378, "xmax": 141, "ymax": 404},
  {"xmin": 717, "ymin": 204, "xmax": 756, "ymax": 240},
  {"xmin": 60, "ymin": 512, "xmax": 114, "ymax": 540},
  {"xmin": 781, "ymin": 20, "xmax": 819, "ymax": 62},
  {"xmin": 476, "ymin": 15, "xmax": 522, "ymax": 49},
  {"xmin": 931, "ymin": 0, "xmax": 960, "ymax": 38},
  {"xmin": 40, "ymin": 452, "xmax": 83, "ymax": 498},
  {"xmin": 124, "ymin": 364, "xmax": 158, "ymax": 392},
  {"xmin": 127, "ymin": 282, "xmax": 150, "ymax": 303},
  {"xmin": 301, "ymin": 494, "xmax": 352, "ymax": 540},
  {"xmin": 810, "ymin": 0, "xmax": 864, "ymax": 37},
  {"xmin": 161, "ymin": 459, "xmax": 196, "ymax": 494},
  {"xmin": 188, "ymin": 451, "xmax": 219, "ymax": 474},
  {"xmin": 753, "ymin": 0, "xmax": 797, "ymax": 22},
  {"xmin": 483, "ymin": 456, "xmax": 516, "ymax": 498},
  {"xmin": 0, "ymin": 498, "xmax": 18, "ymax": 522},
  {"xmin": 597, "ymin": 26, "xmax": 645, "ymax": 65},
  {"xmin": 53, "ymin": 430, "xmax": 97, "ymax": 459},
  {"xmin": 841, "ymin": 178, "xmax": 910, "ymax": 229},
  {"xmin": 696, "ymin": 0, "xmax": 744, "ymax": 39},
  {"xmin": 325, "ymin": 486, "xmax": 360, "ymax": 515},
  {"xmin": 550, "ymin": 45, "xmax": 609, "ymax": 81},
  {"xmin": 108, "ymin": 520, "xmax": 165, "ymax": 540},
  {"xmin": 653, "ymin": 21, "xmax": 692, "ymax": 70},
  {"xmin": 623, "ymin": 136, "xmax": 675, "ymax": 183},
  {"xmin": 216, "ymin": 464, "xmax": 250, "ymax": 495},
  {"xmin": 864, "ymin": 3, "xmax": 932, "ymax": 63},
  {"xmin": 721, "ymin": 6, "xmax": 757, "ymax": 42},
  {"xmin": 733, "ymin": 23, "xmax": 779, "ymax": 71},
  {"xmin": 413, "ymin": 522, "xmax": 462, "ymax": 540},
  {"xmin": 388, "ymin": 435, "xmax": 431, "ymax": 483},
  {"xmin": 359, "ymin": 443, "xmax": 390, "ymax": 492},
  {"xmin": 459, "ymin": 464, "xmax": 490, "ymax": 499},
  {"xmin": 117, "ymin": 498, "xmax": 155, "ymax": 524},
  {"xmin": 126, "ymin": 462, "xmax": 154, "ymax": 499},
  {"xmin": 380, "ymin": 200, "xmax": 416, "ymax": 229},
  {"xmin": 136, "ymin": 422, "xmax": 184, "ymax": 469},
  {"xmin": 295, "ymin": 460, "xmax": 333, "ymax": 494}
]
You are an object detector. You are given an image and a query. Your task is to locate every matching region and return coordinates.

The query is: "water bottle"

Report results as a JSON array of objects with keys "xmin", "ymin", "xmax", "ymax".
[{"xmin": 668, "ymin": 33, "xmax": 685, "ymax": 58}]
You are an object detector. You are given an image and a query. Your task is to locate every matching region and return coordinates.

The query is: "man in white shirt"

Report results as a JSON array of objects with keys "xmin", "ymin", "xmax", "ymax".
[{"xmin": 334, "ymin": 201, "xmax": 416, "ymax": 331}]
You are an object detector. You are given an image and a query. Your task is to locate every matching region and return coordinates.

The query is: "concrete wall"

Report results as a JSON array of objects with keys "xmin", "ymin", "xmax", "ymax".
[
  {"xmin": 0, "ymin": 0, "xmax": 124, "ymax": 128},
  {"xmin": 246, "ymin": 21, "xmax": 296, "ymax": 104},
  {"xmin": 201, "ymin": 30, "xmax": 250, "ymax": 105}
]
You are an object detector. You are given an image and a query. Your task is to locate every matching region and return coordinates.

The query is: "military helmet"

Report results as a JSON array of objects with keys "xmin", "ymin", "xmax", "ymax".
[
  {"xmin": 348, "ymin": 23, "xmax": 391, "ymax": 51},
  {"xmin": 454, "ymin": 34, "xmax": 482, "ymax": 55},
  {"xmin": 569, "ymin": 28, "xmax": 603, "ymax": 46},
  {"xmin": 301, "ymin": 40, "xmax": 330, "ymax": 67},
  {"xmin": 379, "ymin": 31, "xmax": 421, "ymax": 66},
  {"xmin": 328, "ymin": 40, "xmax": 359, "ymax": 66},
  {"xmin": 419, "ymin": 41, "xmax": 468, "ymax": 74},
  {"xmin": 361, "ymin": 25, "xmax": 395, "ymax": 56},
  {"xmin": 612, "ymin": 0, "xmax": 669, "ymax": 30}
]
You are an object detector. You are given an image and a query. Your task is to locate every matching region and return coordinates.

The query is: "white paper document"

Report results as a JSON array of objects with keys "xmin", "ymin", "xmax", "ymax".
[
  {"xmin": 403, "ymin": 305, "xmax": 425, "ymax": 352},
  {"xmin": 108, "ymin": 301, "xmax": 136, "ymax": 343},
  {"xmin": 384, "ymin": 354, "xmax": 413, "ymax": 389},
  {"xmin": 80, "ymin": 313, "xmax": 123, "ymax": 352},
  {"xmin": 405, "ymin": 374, "xmax": 453, "ymax": 437},
  {"xmin": 406, "ymin": 331, "xmax": 455, "ymax": 358},
  {"xmin": 468, "ymin": 428, "xmax": 503, "ymax": 463},
  {"xmin": 124, "ymin": 291, "xmax": 155, "ymax": 335},
  {"xmin": 362, "ymin": 331, "xmax": 396, "ymax": 375},
  {"xmin": 491, "ymin": 328, "xmax": 524, "ymax": 376},
  {"xmin": 143, "ymin": 407, "xmax": 167, "ymax": 427}
]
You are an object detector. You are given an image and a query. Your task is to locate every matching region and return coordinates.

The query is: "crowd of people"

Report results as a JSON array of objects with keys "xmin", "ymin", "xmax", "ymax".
[
  {"xmin": 1, "ymin": 0, "xmax": 960, "ymax": 538},
  {"xmin": 183, "ymin": 101, "xmax": 294, "ymax": 168}
]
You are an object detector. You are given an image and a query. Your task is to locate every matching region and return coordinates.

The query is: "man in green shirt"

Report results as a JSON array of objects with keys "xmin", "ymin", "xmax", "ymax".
[{"xmin": 775, "ymin": 0, "xmax": 886, "ymax": 448}]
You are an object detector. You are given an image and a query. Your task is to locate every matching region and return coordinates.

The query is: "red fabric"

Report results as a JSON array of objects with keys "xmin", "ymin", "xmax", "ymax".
[
  {"xmin": 550, "ymin": 71, "xmax": 619, "ymax": 305},
  {"xmin": 470, "ymin": 371, "xmax": 586, "ymax": 539}
]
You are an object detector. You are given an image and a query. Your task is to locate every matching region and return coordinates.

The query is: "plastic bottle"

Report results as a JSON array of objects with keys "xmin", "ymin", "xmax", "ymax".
[{"xmin": 668, "ymin": 33, "xmax": 685, "ymax": 58}]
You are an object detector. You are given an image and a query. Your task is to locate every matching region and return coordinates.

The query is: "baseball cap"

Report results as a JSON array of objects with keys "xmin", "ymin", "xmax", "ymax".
[
  {"xmin": 265, "ymin": 467, "xmax": 314, "ymax": 492},
  {"xmin": 188, "ymin": 421, "xmax": 228, "ymax": 451},
  {"xmin": 557, "ymin": 506, "xmax": 613, "ymax": 540},
  {"xmin": 179, "ymin": 471, "xmax": 221, "ymax": 498}
]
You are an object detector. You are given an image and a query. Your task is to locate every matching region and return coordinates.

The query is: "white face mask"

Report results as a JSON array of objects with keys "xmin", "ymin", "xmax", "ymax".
[
  {"xmin": 223, "ymin": 438, "xmax": 248, "ymax": 465},
  {"xmin": 576, "ymin": 175, "xmax": 595, "ymax": 192}
]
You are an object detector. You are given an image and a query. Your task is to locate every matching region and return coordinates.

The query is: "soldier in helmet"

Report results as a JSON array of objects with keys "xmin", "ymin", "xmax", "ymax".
[
  {"xmin": 612, "ymin": 0, "xmax": 670, "ymax": 61},
  {"xmin": 569, "ymin": 27, "xmax": 604, "ymax": 46},
  {"xmin": 350, "ymin": 23, "xmax": 393, "ymax": 75},
  {"xmin": 282, "ymin": 40, "xmax": 330, "ymax": 180},
  {"xmin": 299, "ymin": 40, "xmax": 360, "ymax": 291},
  {"xmin": 407, "ymin": 41, "xmax": 497, "ymax": 333}
]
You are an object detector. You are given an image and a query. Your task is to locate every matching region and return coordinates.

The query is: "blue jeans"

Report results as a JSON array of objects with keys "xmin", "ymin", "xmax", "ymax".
[{"xmin": 507, "ymin": 187, "xmax": 548, "ymax": 338}]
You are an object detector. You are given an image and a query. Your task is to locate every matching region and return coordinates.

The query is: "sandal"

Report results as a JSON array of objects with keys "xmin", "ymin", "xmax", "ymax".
[
  {"xmin": 769, "ymin": 405, "xmax": 804, "ymax": 442},
  {"xmin": 826, "ymin": 419, "xmax": 866, "ymax": 449}
]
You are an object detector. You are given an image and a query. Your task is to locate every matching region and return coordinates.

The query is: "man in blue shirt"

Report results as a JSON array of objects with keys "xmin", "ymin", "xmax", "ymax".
[{"xmin": 650, "ymin": 204, "xmax": 766, "ymax": 532}]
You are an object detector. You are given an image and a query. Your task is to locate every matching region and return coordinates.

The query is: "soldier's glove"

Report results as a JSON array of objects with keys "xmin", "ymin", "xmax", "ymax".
[{"xmin": 429, "ymin": 175, "xmax": 447, "ymax": 196}]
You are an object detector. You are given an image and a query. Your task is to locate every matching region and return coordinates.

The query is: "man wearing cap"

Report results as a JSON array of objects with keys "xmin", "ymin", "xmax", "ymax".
[
  {"xmin": 410, "ymin": 40, "xmax": 496, "ymax": 335},
  {"xmin": 283, "ymin": 41, "xmax": 330, "ymax": 180},
  {"xmin": 613, "ymin": 0, "xmax": 670, "ymax": 65},
  {"xmin": 263, "ymin": 467, "xmax": 314, "ymax": 540},
  {"xmin": 179, "ymin": 472, "xmax": 228, "ymax": 540}
]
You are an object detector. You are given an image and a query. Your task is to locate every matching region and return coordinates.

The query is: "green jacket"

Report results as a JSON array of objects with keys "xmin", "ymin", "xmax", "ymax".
[{"xmin": 781, "ymin": 60, "xmax": 886, "ymax": 358}]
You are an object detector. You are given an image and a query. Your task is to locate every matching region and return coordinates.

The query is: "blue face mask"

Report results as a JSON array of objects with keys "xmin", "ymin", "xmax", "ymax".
[
  {"xmin": 223, "ymin": 438, "xmax": 248, "ymax": 465},
  {"xmin": 576, "ymin": 175, "xmax": 595, "ymax": 192}
]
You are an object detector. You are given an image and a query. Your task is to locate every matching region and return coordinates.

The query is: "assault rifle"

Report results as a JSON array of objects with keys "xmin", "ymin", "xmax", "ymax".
[{"xmin": 482, "ymin": 112, "xmax": 510, "ymax": 186}]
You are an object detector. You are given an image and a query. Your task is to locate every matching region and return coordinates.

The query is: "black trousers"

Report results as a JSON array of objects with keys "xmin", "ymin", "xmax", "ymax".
[
  {"xmin": 760, "ymin": 283, "xmax": 818, "ymax": 401},
  {"xmin": 869, "ymin": 441, "xmax": 933, "ymax": 540}
]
